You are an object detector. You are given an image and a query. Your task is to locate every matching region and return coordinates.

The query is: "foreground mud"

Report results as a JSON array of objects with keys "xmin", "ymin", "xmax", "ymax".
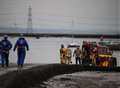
[
  {"xmin": 0, "ymin": 64, "xmax": 120, "ymax": 88},
  {"xmin": 43, "ymin": 72, "xmax": 120, "ymax": 88}
]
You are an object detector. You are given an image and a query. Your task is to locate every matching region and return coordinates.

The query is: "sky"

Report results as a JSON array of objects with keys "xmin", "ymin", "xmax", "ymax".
[{"xmin": 0, "ymin": 0, "xmax": 119, "ymax": 34}]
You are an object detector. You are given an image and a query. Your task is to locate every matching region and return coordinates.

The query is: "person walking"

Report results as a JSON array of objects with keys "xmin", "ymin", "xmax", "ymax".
[
  {"xmin": 65, "ymin": 46, "xmax": 72, "ymax": 64},
  {"xmin": 13, "ymin": 34, "xmax": 29, "ymax": 69},
  {"xmin": 73, "ymin": 47, "xmax": 82, "ymax": 64},
  {"xmin": 0, "ymin": 41, "xmax": 3, "ymax": 67},
  {"xmin": 1, "ymin": 35, "xmax": 12, "ymax": 67}
]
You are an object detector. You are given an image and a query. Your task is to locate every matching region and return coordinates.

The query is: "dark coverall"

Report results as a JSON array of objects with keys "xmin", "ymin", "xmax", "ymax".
[
  {"xmin": 0, "ymin": 41, "xmax": 3, "ymax": 66},
  {"xmin": 1, "ymin": 38, "xmax": 12, "ymax": 67},
  {"xmin": 13, "ymin": 37, "xmax": 29, "ymax": 67}
]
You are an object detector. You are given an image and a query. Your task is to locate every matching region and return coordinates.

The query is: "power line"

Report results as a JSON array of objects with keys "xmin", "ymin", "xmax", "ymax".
[{"xmin": 27, "ymin": 5, "xmax": 32, "ymax": 33}]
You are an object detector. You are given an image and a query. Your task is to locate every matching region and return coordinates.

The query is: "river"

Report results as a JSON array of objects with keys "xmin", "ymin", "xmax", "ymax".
[{"xmin": 0, "ymin": 37, "xmax": 119, "ymax": 66}]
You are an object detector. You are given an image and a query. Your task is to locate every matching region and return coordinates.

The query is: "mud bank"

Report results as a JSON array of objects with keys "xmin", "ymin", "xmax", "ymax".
[
  {"xmin": 44, "ymin": 72, "xmax": 120, "ymax": 88},
  {"xmin": 0, "ymin": 64, "xmax": 120, "ymax": 88}
]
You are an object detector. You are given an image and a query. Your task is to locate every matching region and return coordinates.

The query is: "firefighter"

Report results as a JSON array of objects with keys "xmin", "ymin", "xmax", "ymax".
[
  {"xmin": 82, "ymin": 41, "xmax": 90, "ymax": 58},
  {"xmin": 1, "ymin": 35, "xmax": 12, "ymax": 67},
  {"xmin": 13, "ymin": 34, "xmax": 29, "ymax": 68},
  {"xmin": 91, "ymin": 47, "xmax": 98, "ymax": 65},
  {"xmin": 81, "ymin": 47, "xmax": 87, "ymax": 64},
  {"xmin": 65, "ymin": 46, "xmax": 72, "ymax": 64},
  {"xmin": 73, "ymin": 47, "xmax": 82, "ymax": 64},
  {"xmin": 60, "ymin": 44, "xmax": 66, "ymax": 64}
]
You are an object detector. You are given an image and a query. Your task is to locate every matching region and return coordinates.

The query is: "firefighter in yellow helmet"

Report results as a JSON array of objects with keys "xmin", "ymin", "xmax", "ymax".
[
  {"xmin": 60, "ymin": 44, "xmax": 66, "ymax": 64},
  {"xmin": 65, "ymin": 46, "xmax": 72, "ymax": 64}
]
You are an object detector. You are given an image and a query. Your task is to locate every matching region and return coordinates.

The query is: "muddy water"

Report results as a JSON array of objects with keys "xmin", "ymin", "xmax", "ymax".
[{"xmin": 42, "ymin": 72, "xmax": 120, "ymax": 88}]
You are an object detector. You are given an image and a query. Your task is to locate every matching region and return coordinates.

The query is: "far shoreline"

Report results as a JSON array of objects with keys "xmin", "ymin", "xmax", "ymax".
[{"xmin": 0, "ymin": 33, "xmax": 119, "ymax": 39}]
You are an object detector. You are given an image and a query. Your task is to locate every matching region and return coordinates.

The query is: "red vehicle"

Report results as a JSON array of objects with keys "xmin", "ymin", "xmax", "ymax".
[
  {"xmin": 96, "ymin": 46, "xmax": 117, "ymax": 67},
  {"xmin": 82, "ymin": 41, "xmax": 117, "ymax": 67}
]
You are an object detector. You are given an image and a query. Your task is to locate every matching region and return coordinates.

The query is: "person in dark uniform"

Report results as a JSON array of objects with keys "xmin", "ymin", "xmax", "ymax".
[
  {"xmin": 13, "ymin": 34, "xmax": 29, "ymax": 68},
  {"xmin": 1, "ymin": 35, "xmax": 12, "ymax": 67},
  {"xmin": 0, "ymin": 41, "xmax": 3, "ymax": 67}
]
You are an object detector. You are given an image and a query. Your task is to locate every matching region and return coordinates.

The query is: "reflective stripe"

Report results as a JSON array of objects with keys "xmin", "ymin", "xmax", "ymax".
[{"xmin": 98, "ymin": 54, "xmax": 112, "ymax": 58}]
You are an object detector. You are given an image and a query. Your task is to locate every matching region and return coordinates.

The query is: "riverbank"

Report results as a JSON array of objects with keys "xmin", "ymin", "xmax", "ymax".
[
  {"xmin": 0, "ymin": 64, "xmax": 120, "ymax": 88},
  {"xmin": 44, "ymin": 71, "xmax": 120, "ymax": 88}
]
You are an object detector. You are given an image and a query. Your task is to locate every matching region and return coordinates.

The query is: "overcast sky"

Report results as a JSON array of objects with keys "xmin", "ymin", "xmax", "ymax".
[{"xmin": 0, "ymin": 0, "xmax": 119, "ymax": 34}]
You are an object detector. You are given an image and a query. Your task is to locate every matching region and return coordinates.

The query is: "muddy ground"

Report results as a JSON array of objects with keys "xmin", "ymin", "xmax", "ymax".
[
  {"xmin": 0, "ymin": 64, "xmax": 120, "ymax": 88},
  {"xmin": 43, "ymin": 72, "xmax": 120, "ymax": 88}
]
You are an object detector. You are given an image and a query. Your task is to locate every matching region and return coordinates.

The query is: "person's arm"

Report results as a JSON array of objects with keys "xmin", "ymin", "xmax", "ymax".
[
  {"xmin": 80, "ymin": 49, "xmax": 82, "ymax": 54},
  {"xmin": 13, "ymin": 40, "xmax": 18, "ymax": 51},
  {"xmin": 73, "ymin": 50, "xmax": 75, "ymax": 57},
  {"xmin": 70, "ymin": 49, "xmax": 72, "ymax": 57}
]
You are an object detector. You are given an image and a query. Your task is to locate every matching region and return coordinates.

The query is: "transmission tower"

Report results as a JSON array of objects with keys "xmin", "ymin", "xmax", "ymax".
[{"xmin": 27, "ymin": 5, "xmax": 32, "ymax": 33}]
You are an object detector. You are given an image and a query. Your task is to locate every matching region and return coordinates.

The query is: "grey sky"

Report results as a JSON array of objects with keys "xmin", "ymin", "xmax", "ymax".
[{"xmin": 0, "ymin": 0, "xmax": 119, "ymax": 34}]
